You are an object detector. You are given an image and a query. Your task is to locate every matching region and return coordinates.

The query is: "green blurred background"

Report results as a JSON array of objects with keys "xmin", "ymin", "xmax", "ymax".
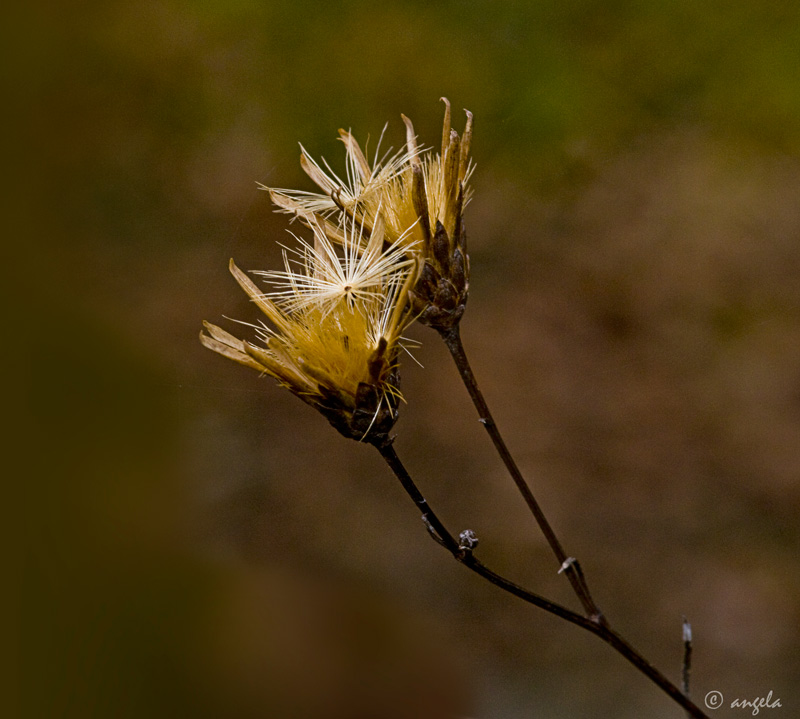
[{"xmin": 22, "ymin": 1, "xmax": 800, "ymax": 717}]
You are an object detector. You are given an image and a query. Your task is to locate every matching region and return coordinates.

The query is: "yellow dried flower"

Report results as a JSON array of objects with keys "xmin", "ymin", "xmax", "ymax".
[
  {"xmin": 266, "ymin": 98, "xmax": 474, "ymax": 331},
  {"xmin": 200, "ymin": 217, "xmax": 416, "ymax": 443}
]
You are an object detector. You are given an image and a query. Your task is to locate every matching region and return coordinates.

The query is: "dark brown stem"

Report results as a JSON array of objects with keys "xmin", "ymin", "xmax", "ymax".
[
  {"xmin": 376, "ymin": 437, "xmax": 461, "ymax": 555},
  {"xmin": 438, "ymin": 324, "xmax": 605, "ymax": 623},
  {"xmin": 682, "ymin": 617, "xmax": 693, "ymax": 717},
  {"xmin": 373, "ymin": 440, "xmax": 709, "ymax": 719}
]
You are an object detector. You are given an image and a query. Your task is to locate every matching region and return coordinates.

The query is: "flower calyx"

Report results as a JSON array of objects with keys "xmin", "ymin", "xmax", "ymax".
[{"xmin": 403, "ymin": 98, "xmax": 472, "ymax": 331}]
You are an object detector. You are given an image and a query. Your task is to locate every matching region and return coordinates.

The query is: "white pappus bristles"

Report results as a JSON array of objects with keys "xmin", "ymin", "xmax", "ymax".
[{"xmin": 254, "ymin": 212, "xmax": 417, "ymax": 318}]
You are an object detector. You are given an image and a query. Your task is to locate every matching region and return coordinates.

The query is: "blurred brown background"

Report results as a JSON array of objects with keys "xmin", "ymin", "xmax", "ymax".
[{"xmin": 21, "ymin": 1, "xmax": 800, "ymax": 717}]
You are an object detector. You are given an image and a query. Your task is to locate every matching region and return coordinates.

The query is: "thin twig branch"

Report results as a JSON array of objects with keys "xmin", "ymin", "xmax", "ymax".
[
  {"xmin": 682, "ymin": 616, "xmax": 693, "ymax": 718},
  {"xmin": 373, "ymin": 439, "xmax": 709, "ymax": 719},
  {"xmin": 438, "ymin": 324, "xmax": 605, "ymax": 623}
]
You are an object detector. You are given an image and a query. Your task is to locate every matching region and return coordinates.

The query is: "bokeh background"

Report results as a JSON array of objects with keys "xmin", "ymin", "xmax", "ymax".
[{"xmin": 22, "ymin": 1, "xmax": 800, "ymax": 717}]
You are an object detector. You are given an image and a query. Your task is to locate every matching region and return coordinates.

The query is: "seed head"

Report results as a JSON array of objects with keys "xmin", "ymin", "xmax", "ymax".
[
  {"xmin": 200, "ymin": 220, "xmax": 416, "ymax": 444},
  {"xmin": 264, "ymin": 99, "xmax": 474, "ymax": 331}
]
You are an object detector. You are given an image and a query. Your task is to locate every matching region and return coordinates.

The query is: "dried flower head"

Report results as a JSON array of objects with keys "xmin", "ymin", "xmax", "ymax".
[
  {"xmin": 401, "ymin": 99, "xmax": 473, "ymax": 331},
  {"xmin": 200, "ymin": 218, "xmax": 416, "ymax": 443},
  {"xmin": 267, "ymin": 98, "xmax": 474, "ymax": 331}
]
